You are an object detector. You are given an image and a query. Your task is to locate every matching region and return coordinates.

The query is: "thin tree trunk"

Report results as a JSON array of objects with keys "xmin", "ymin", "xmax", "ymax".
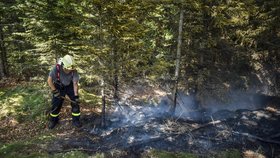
[
  {"xmin": 171, "ymin": 9, "xmax": 184, "ymax": 114},
  {"xmin": 0, "ymin": 52, "xmax": 4, "ymax": 79},
  {"xmin": 111, "ymin": 37, "xmax": 119, "ymax": 106},
  {"xmin": 101, "ymin": 79, "xmax": 106, "ymax": 128},
  {"xmin": 0, "ymin": 25, "xmax": 7, "ymax": 78},
  {"xmin": 98, "ymin": 5, "xmax": 106, "ymax": 128},
  {"xmin": 113, "ymin": 50, "xmax": 119, "ymax": 105}
]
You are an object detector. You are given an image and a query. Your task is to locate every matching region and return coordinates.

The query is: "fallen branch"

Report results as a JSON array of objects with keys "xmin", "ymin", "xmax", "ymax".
[
  {"xmin": 232, "ymin": 131, "xmax": 280, "ymax": 145},
  {"xmin": 191, "ymin": 120, "xmax": 222, "ymax": 132},
  {"xmin": 269, "ymin": 133, "xmax": 280, "ymax": 139},
  {"xmin": 126, "ymin": 136, "xmax": 162, "ymax": 148},
  {"xmin": 196, "ymin": 136, "xmax": 223, "ymax": 141}
]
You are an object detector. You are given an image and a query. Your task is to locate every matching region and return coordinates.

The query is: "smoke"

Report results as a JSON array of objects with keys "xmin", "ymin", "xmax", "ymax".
[
  {"xmin": 108, "ymin": 92, "xmax": 201, "ymax": 127},
  {"xmin": 89, "ymin": 99, "xmax": 171, "ymax": 145},
  {"xmin": 101, "ymin": 88, "xmax": 271, "ymax": 130},
  {"xmin": 110, "ymin": 102, "xmax": 170, "ymax": 127},
  {"xmin": 206, "ymin": 91, "xmax": 267, "ymax": 112},
  {"xmin": 85, "ymin": 82, "xmax": 280, "ymax": 156},
  {"xmin": 172, "ymin": 90, "xmax": 272, "ymax": 122}
]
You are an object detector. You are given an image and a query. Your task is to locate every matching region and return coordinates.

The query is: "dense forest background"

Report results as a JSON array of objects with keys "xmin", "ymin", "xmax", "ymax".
[
  {"xmin": 1, "ymin": 0, "xmax": 280, "ymax": 157},
  {"xmin": 1, "ymin": 0, "xmax": 279, "ymax": 106}
]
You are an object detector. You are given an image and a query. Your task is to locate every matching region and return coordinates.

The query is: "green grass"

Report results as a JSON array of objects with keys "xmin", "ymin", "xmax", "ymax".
[
  {"xmin": 0, "ymin": 142, "xmax": 43, "ymax": 158},
  {"xmin": 0, "ymin": 143, "xmax": 104, "ymax": 158},
  {"xmin": 0, "ymin": 133, "xmax": 52, "ymax": 158},
  {"xmin": 0, "ymin": 132, "xmax": 106, "ymax": 158},
  {"xmin": 0, "ymin": 83, "xmax": 49, "ymax": 122},
  {"xmin": 149, "ymin": 150, "xmax": 198, "ymax": 158},
  {"xmin": 0, "ymin": 83, "xmax": 100, "ymax": 122},
  {"xmin": 216, "ymin": 149, "xmax": 242, "ymax": 158},
  {"xmin": 0, "ymin": 82, "xmax": 103, "ymax": 157},
  {"xmin": 0, "ymin": 141, "xmax": 104, "ymax": 158},
  {"xmin": 52, "ymin": 151, "xmax": 105, "ymax": 158},
  {"xmin": 148, "ymin": 149, "xmax": 242, "ymax": 158}
]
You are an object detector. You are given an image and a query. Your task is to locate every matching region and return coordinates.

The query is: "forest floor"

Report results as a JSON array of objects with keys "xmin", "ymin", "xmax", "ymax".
[{"xmin": 0, "ymin": 80, "xmax": 280, "ymax": 158}]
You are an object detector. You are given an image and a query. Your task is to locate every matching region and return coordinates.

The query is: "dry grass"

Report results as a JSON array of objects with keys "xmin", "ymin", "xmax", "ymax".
[{"xmin": 243, "ymin": 150, "xmax": 266, "ymax": 158}]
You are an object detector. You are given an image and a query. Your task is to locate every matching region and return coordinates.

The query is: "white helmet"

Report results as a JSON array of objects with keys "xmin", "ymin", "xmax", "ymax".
[{"xmin": 61, "ymin": 55, "xmax": 75, "ymax": 69}]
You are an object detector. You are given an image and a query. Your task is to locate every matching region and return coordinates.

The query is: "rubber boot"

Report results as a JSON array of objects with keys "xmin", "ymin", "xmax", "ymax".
[
  {"xmin": 48, "ymin": 117, "xmax": 59, "ymax": 129},
  {"xmin": 72, "ymin": 116, "xmax": 82, "ymax": 128}
]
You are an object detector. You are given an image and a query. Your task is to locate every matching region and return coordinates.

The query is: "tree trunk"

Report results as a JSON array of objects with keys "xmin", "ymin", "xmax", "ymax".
[
  {"xmin": 112, "ymin": 38, "xmax": 119, "ymax": 106},
  {"xmin": 101, "ymin": 79, "xmax": 106, "ymax": 128},
  {"xmin": 98, "ymin": 6, "xmax": 106, "ymax": 128},
  {"xmin": 0, "ymin": 25, "xmax": 8, "ymax": 79},
  {"xmin": 0, "ymin": 52, "xmax": 4, "ymax": 79},
  {"xmin": 171, "ymin": 9, "xmax": 184, "ymax": 114}
]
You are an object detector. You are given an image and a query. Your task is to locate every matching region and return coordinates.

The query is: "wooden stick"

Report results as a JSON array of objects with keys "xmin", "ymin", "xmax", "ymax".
[
  {"xmin": 60, "ymin": 96, "xmax": 101, "ymax": 116},
  {"xmin": 191, "ymin": 120, "xmax": 222, "ymax": 132}
]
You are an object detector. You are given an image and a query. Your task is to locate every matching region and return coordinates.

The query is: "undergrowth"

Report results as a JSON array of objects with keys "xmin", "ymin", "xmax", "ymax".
[{"xmin": 0, "ymin": 83, "xmax": 49, "ymax": 122}]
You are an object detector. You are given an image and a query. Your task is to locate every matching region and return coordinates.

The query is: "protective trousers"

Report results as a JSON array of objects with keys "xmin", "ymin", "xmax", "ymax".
[{"xmin": 49, "ymin": 82, "xmax": 80, "ymax": 123}]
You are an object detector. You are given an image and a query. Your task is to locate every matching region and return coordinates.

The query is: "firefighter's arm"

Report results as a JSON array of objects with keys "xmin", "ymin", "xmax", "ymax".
[
  {"xmin": 73, "ymin": 81, "xmax": 80, "ymax": 104},
  {"xmin": 48, "ymin": 76, "xmax": 60, "ymax": 97},
  {"xmin": 73, "ymin": 81, "xmax": 79, "ymax": 96},
  {"xmin": 47, "ymin": 76, "xmax": 56, "ymax": 91}
]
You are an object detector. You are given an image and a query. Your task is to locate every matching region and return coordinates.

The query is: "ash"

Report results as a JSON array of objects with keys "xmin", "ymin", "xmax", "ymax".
[{"xmin": 48, "ymin": 93, "xmax": 280, "ymax": 157}]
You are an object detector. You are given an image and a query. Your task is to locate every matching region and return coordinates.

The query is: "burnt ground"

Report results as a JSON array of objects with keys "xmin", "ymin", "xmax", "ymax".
[{"xmin": 46, "ymin": 94, "xmax": 280, "ymax": 158}]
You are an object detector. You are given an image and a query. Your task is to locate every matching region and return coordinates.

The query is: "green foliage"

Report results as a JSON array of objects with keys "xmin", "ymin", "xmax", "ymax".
[{"xmin": 1, "ymin": 0, "xmax": 279, "ymax": 103}]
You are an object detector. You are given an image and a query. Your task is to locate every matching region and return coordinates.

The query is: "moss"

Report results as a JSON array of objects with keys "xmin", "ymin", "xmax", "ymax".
[
  {"xmin": 0, "ymin": 142, "xmax": 45, "ymax": 158},
  {"xmin": 0, "ymin": 133, "xmax": 56, "ymax": 158},
  {"xmin": 0, "ymin": 134, "xmax": 104, "ymax": 158},
  {"xmin": 52, "ymin": 151, "xmax": 90, "ymax": 158},
  {"xmin": 149, "ymin": 150, "xmax": 198, "ymax": 158},
  {"xmin": 216, "ymin": 149, "xmax": 242, "ymax": 158},
  {"xmin": 0, "ymin": 143, "xmax": 96, "ymax": 158}
]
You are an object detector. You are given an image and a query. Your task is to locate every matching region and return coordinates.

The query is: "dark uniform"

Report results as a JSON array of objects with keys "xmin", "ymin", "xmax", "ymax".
[{"xmin": 48, "ymin": 64, "xmax": 81, "ymax": 128}]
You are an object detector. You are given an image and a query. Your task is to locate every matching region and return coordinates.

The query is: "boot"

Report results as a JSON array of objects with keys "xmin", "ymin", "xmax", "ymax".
[
  {"xmin": 72, "ymin": 116, "xmax": 82, "ymax": 128},
  {"xmin": 48, "ymin": 117, "xmax": 59, "ymax": 129}
]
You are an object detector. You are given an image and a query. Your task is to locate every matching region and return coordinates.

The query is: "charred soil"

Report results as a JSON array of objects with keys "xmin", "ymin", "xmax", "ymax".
[{"xmin": 46, "ymin": 95, "xmax": 280, "ymax": 158}]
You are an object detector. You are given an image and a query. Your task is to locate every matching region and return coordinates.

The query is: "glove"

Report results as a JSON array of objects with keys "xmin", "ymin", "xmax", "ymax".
[
  {"xmin": 74, "ymin": 95, "xmax": 80, "ymax": 104},
  {"xmin": 52, "ymin": 89, "xmax": 60, "ymax": 98}
]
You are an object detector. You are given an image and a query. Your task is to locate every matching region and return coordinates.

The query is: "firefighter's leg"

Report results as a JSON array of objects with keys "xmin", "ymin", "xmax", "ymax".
[
  {"xmin": 66, "ymin": 84, "xmax": 81, "ymax": 127},
  {"xmin": 71, "ymin": 102, "xmax": 81, "ymax": 127},
  {"xmin": 48, "ymin": 89, "xmax": 65, "ymax": 129}
]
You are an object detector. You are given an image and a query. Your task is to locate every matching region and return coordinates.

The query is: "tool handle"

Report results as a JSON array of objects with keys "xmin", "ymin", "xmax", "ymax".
[{"xmin": 60, "ymin": 96, "xmax": 77, "ymax": 104}]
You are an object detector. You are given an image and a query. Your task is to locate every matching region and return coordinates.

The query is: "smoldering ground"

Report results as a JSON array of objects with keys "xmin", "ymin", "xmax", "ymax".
[{"xmin": 48, "ymin": 91, "xmax": 280, "ymax": 157}]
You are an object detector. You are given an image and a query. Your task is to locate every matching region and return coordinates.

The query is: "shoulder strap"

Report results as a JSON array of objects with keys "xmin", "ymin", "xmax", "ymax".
[{"xmin": 56, "ymin": 64, "xmax": 60, "ymax": 81}]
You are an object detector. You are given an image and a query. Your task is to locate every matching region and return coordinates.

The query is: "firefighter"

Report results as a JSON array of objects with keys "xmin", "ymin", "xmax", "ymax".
[{"xmin": 47, "ymin": 55, "xmax": 81, "ymax": 129}]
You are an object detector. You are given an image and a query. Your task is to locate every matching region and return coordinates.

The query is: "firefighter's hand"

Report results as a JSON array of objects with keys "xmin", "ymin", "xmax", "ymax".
[
  {"xmin": 52, "ymin": 89, "xmax": 60, "ymax": 98},
  {"xmin": 74, "ymin": 96, "xmax": 80, "ymax": 104}
]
